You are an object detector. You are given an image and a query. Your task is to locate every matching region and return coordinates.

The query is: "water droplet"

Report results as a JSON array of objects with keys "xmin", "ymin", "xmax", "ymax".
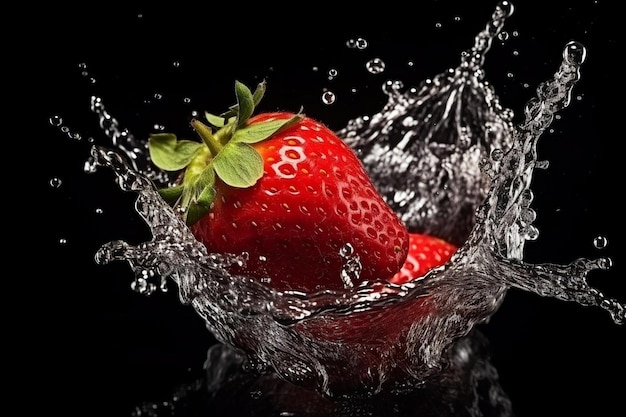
[
  {"xmin": 49, "ymin": 115, "xmax": 63, "ymax": 127},
  {"xmin": 321, "ymin": 90, "xmax": 336, "ymax": 105},
  {"xmin": 49, "ymin": 177, "xmax": 63, "ymax": 188},
  {"xmin": 339, "ymin": 243, "xmax": 354, "ymax": 258},
  {"xmin": 382, "ymin": 80, "xmax": 404, "ymax": 95},
  {"xmin": 593, "ymin": 235, "xmax": 608, "ymax": 249},
  {"xmin": 366, "ymin": 58, "xmax": 386, "ymax": 74},
  {"xmin": 355, "ymin": 37, "xmax": 368, "ymax": 50},
  {"xmin": 84, "ymin": 157, "xmax": 97, "ymax": 174},
  {"xmin": 564, "ymin": 41, "xmax": 586, "ymax": 65},
  {"xmin": 497, "ymin": 0, "xmax": 515, "ymax": 17},
  {"xmin": 490, "ymin": 148, "xmax": 504, "ymax": 161},
  {"xmin": 312, "ymin": 66, "xmax": 319, "ymax": 72}
]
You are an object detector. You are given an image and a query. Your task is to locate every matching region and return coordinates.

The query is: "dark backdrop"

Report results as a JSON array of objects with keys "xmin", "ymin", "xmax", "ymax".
[{"xmin": 32, "ymin": 1, "xmax": 622, "ymax": 416}]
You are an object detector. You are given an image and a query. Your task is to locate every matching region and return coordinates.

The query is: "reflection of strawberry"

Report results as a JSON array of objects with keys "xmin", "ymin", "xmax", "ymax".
[
  {"xmin": 389, "ymin": 233, "xmax": 457, "ymax": 285},
  {"xmin": 149, "ymin": 81, "xmax": 409, "ymax": 292}
]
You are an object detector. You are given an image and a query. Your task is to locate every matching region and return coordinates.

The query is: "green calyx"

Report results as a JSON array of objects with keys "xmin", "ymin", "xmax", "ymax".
[{"xmin": 148, "ymin": 80, "xmax": 302, "ymax": 225}]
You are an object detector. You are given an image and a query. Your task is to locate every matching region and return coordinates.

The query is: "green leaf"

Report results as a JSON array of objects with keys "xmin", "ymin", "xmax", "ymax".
[
  {"xmin": 149, "ymin": 133, "xmax": 203, "ymax": 171},
  {"xmin": 231, "ymin": 115, "xmax": 302, "ymax": 144},
  {"xmin": 251, "ymin": 80, "xmax": 266, "ymax": 106},
  {"xmin": 158, "ymin": 184, "xmax": 184, "ymax": 204},
  {"xmin": 213, "ymin": 142, "xmax": 263, "ymax": 188},
  {"xmin": 194, "ymin": 166, "xmax": 216, "ymax": 207},
  {"xmin": 234, "ymin": 81, "xmax": 255, "ymax": 128},
  {"xmin": 186, "ymin": 202, "xmax": 210, "ymax": 225},
  {"xmin": 205, "ymin": 112, "xmax": 226, "ymax": 127}
]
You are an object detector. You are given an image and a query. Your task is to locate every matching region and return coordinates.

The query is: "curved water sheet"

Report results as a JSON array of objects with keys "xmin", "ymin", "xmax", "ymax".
[{"xmin": 88, "ymin": 0, "xmax": 623, "ymax": 399}]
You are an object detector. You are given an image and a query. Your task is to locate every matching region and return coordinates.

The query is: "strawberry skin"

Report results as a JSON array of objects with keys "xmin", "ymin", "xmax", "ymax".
[
  {"xmin": 149, "ymin": 81, "xmax": 409, "ymax": 293},
  {"xmin": 388, "ymin": 232, "xmax": 458, "ymax": 285},
  {"xmin": 191, "ymin": 112, "xmax": 409, "ymax": 292}
]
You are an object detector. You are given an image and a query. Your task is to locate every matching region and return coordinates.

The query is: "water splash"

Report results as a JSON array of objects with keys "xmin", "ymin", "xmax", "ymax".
[{"xmin": 79, "ymin": 0, "xmax": 622, "ymax": 400}]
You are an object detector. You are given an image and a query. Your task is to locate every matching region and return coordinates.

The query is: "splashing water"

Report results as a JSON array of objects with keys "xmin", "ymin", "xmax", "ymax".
[{"xmin": 67, "ymin": 0, "xmax": 622, "ymax": 400}]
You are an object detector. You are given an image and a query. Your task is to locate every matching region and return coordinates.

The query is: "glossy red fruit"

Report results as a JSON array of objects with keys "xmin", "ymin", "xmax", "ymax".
[
  {"xmin": 149, "ymin": 81, "xmax": 409, "ymax": 293},
  {"xmin": 388, "ymin": 232, "xmax": 458, "ymax": 285}
]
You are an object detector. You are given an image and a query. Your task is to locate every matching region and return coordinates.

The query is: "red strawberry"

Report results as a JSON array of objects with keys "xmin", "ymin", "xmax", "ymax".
[
  {"xmin": 388, "ymin": 232, "xmax": 458, "ymax": 285},
  {"xmin": 149, "ymin": 81, "xmax": 409, "ymax": 293}
]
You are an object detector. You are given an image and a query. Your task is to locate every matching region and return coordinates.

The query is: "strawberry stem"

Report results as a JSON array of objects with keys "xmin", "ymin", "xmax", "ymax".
[{"xmin": 191, "ymin": 119, "xmax": 223, "ymax": 157}]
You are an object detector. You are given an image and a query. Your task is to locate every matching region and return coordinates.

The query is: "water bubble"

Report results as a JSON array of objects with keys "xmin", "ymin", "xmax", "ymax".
[
  {"xmin": 95, "ymin": 208, "xmax": 104, "ymax": 215},
  {"xmin": 346, "ymin": 39, "xmax": 357, "ymax": 49},
  {"xmin": 593, "ymin": 235, "xmax": 608, "ymax": 249},
  {"xmin": 183, "ymin": 97, "xmax": 191, "ymax": 104},
  {"xmin": 172, "ymin": 61, "xmax": 180, "ymax": 68},
  {"xmin": 453, "ymin": 16, "xmax": 461, "ymax": 22},
  {"xmin": 249, "ymin": 390, "xmax": 262, "ymax": 399},
  {"xmin": 321, "ymin": 90, "xmax": 336, "ymax": 105},
  {"xmin": 435, "ymin": 22, "xmax": 442, "ymax": 29},
  {"xmin": 366, "ymin": 58, "xmax": 386, "ymax": 74},
  {"xmin": 312, "ymin": 66, "xmax": 319, "ymax": 72},
  {"xmin": 49, "ymin": 115, "xmax": 63, "ymax": 127},
  {"xmin": 153, "ymin": 93, "xmax": 163, "ymax": 100},
  {"xmin": 328, "ymin": 68, "xmax": 338, "ymax": 80},
  {"xmin": 49, "ymin": 177, "xmax": 63, "ymax": 188},
  {"xmin": 58, "ymin": 238, "xmax": 67, "ymax": 245},
  {"xmin": 153, "ymin": 124, "xmax": 165, "ymax": 131},
  {"xmin": 498, "ymin": 31, "xmax": 510, "ymax": 42}
]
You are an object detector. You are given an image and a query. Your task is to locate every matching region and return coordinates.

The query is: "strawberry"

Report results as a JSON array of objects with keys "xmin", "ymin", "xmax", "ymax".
[
  {"xmin": 389, "ymin": 232, "xmax": 458, "ymax": 285},
  {"xmin": 149, "ymin": 81, "xmax": 409, "ymax": 293}
]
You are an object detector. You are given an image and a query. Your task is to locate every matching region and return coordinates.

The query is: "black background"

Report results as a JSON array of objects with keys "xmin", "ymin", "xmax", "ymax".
[{"xmin": 30, "ymin": 1, "xmax": 623, "ymax": 416}]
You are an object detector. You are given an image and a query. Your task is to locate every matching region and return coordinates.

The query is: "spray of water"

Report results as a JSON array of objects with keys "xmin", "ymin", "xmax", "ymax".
[{"xmin": 55, "ymin": 0, "xmax": 622, "ymax": 400}]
